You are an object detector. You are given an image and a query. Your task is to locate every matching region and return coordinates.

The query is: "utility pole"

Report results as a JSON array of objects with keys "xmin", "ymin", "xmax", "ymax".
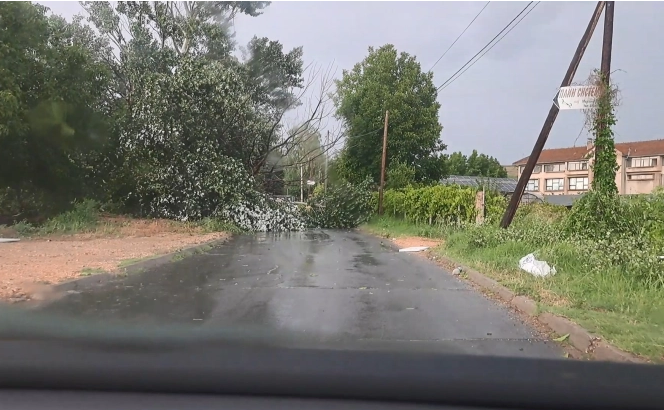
[
  {"xmin": 595, "ymin": 1, "xmax": 614, "ymax": 160},
  {"xmin": 378, "ymin": 110, "xmax": 389, "ymax": 215},
  {"xmin": 325, "ymin": 130, "xmax": 329, "ymax": 193},
  {"xmin": 300, "ymin": 164, "xmax": 303, "ymax": 202},
  {"xmin": 500, "ymin": 1, "xmax": 606, "ymax": 229}
]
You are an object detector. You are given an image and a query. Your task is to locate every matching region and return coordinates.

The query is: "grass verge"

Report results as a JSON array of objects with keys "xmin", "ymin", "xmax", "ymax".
[
  {"xmin": 363, "ymin": 215, "xmax": 664, "ymax": 363},
  {"xmin": 3, "ymin": 199, "xmax": 242, "ymax": 238}
]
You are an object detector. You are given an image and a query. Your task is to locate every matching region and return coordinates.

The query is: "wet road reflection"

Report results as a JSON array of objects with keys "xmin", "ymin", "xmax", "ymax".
[{"xmin": 40, "ymin": 230, "xmax": 562, "ymax": 358}]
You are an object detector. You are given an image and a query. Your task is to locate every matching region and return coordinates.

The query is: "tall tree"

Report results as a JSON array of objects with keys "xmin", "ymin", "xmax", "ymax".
[
  {"xmin": 0, "ymin": 2, "xmax": 112, "ymax": 216},
  {"xmin": 334, "ymin": 44, "xmax": 445, "ymax": 185},
  {"xmin": 444, "ymin": 150, "xmax": 507, "ymax": 178}
]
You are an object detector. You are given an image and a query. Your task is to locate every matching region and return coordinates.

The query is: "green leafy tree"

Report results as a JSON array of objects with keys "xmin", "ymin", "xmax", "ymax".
[
  {"xmin": 281, "ymin": 124, "xmax": 326, "ymax": 199},
  {"xmin": 444, "ymin": 150, "xmax": 507, "ymax": 178},
  {"xmin": 0, "ymin": 2, "xmax": 112, "ymax": 217},
  {"xmin": 386, "ymin": 161, "xmax": 416, "ymax": 190},
  {"xmin": 334, "ymin": 44, "xmax": 445, "ymax": 185}
]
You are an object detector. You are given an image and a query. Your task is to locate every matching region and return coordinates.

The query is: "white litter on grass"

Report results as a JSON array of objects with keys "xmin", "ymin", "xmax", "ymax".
[
  {"xmin": 0, "ymin": 238, "xmax": 20, "ymax": 243},
  {"xmin": 519, "ymin": 253, "xmax": 556, "ymax": 277},
  {"xmin": 399, "ymin": 246, "xmax": 429, "ymax": 253}
]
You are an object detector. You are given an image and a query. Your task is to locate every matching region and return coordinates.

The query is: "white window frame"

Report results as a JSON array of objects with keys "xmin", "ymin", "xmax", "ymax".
[
  {"xmin": 545, "ymin": 178, "xmax": 564, "ymax": 191},
  {"xmin": 568, "ymin": 161, "xmax": 588, "ymax": 171},
  {"xmin": 628, "ymin": 174, "xmax": 654, "ymax": 181},
  {"xmin": 526, "ymin": 179, "xmax": 539, "ymax": 192},
  {"xmin": 630, "ymin": 157, "xmax": 658, "ymax": 168},
  {"xmin": 568, "ymin": 177, "xmax": 589, "ymax": 191},
  {"xmin": 543, "ymin": 163, "xmax": 565, "ymax": 172}
]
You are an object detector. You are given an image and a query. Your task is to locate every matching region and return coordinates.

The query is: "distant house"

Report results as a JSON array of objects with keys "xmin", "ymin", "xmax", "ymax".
[
  {"xmin": 513, "ymin": 138, "xmax": 664, "ymax": 196},
  {"xmin": 502, "ymin": 165, "xmax": 518, "ymax": 178}
]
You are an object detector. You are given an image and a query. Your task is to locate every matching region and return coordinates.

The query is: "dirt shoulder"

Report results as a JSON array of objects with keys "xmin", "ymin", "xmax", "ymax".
[{"xmin": 0, "ymin": 217, "xmax": 229, "ymax": 302}]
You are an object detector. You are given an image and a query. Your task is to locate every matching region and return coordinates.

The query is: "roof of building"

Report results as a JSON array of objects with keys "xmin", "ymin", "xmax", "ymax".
[
  {"xmin": 441, "ymin": 175, "xmax": 518, "ymax": 193},
  {"xmin": 512, "ymin": 139, "xmax": 664, "ymax": 166},
  {"xmin": 543, "ymin": 194, "xmax": 585, "ymax": 207}
]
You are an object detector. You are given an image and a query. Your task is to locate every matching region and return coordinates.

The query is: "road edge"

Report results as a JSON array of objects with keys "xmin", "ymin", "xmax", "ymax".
[
  {"xmin": 373, "ymin": 234, "xmax": 647, "ymax": 364},
  {"xmin": 53, "ymin": 236, "xmax": 231, "ymax": 294}
]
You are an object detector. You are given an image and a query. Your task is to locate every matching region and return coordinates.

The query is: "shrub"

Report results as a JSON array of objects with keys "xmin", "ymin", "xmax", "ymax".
[
  {"xmin": 381, "ymin": 184, "xmax": 506, "ymax": 225},
  {"xmin": 305, "ymin": 177, "xmax": 374, "ymax": 229},
  {"xmin": 385, "ymin": 161, "xmax": 416, "ymax": 190}
]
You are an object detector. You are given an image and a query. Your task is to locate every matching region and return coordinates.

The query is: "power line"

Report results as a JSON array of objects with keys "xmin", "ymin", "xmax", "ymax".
[
  {"xmin": 439, "ymin": 2, "xmax": 540, "ymax": 92},
  {"xmin": 428, "ymin": 2, "xmax": 491, "ymax": 72},
  {"xmin": 435, "ymin": 1, "xmax": 535, "ymax": 92}
]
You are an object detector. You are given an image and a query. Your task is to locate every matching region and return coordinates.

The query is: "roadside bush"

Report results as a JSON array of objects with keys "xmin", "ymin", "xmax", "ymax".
[
  {"xmin": 40, "ymin": 199, "xmax": 101, "ymax": 234},
  {"xmin": 385, "ymin": 161, "xmax": 416, "ymax": 190},
  {"xmin": 305, "ymin": 177, "xmax": 374, "ymax": 229},
  {"xmin": 381, "ymin": 184, "xmax": 506, "ymax": 225}
]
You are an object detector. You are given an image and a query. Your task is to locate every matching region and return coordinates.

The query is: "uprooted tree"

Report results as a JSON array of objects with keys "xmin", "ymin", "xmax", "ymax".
[{"xmin": 1, "ymin": 1, "xmax": 367, "ymax": 230}]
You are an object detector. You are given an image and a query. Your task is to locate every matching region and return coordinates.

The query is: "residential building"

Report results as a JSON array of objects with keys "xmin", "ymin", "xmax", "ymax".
[
  {"xmin": 502, "ymin": 165, "xmax": 518, "ymax": 178},
  {"xmin": 512, "ymin": 138, "xmax": 664, "ymax": 196}
]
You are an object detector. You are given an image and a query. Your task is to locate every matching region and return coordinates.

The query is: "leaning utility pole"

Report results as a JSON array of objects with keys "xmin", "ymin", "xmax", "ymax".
[
  {"xmin": 500, "ymin": 1, "xmax": 606, "ymax": 229},
  {"xmin": 378, "ymin": 110, "xmax": 389, "ymax": 215},
  {"xmin": 595, "ymin": 1, "xmax": 614, "ymax": 160}
]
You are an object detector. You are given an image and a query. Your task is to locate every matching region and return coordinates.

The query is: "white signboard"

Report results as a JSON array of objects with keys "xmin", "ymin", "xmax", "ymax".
[
  {"xmin": 306, "ymin": 180, "xmax": 316, "ymax": 186},
  {"xmin": 554, "ymin": 85, "xmax": 601, "ymax": 110}
]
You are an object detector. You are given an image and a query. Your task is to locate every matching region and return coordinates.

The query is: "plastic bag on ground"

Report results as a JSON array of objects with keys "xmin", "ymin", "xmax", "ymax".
[
  {"xmin": 519, "ymin": 253, "xmax": 556, "ymax": 277},
  {"xmin": 399, "ymin": 246, "xmax": 429, "ymax": 253}
]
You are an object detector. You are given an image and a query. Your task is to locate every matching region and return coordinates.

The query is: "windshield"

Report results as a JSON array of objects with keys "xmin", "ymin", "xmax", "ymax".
[{"xmin": 1, "ymin": 0, "xmax": 662, "ymax": 366}]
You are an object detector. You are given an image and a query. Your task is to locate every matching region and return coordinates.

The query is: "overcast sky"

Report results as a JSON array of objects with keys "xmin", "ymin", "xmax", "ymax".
[{"xmin": 36, "ymin": 1, "xmax": 663, "ymax": 165}]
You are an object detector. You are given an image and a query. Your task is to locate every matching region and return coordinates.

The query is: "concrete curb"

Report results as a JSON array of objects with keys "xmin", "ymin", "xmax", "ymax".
[
  {"xmin": 377, "ymin": 235, "xmax": 647, "ymax": 364},
  {"xmin": 53, "ymin": 237, "xmax": 230, "ymax": 294}
]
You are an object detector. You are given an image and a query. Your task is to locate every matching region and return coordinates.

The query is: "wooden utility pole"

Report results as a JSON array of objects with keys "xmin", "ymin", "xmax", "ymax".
[
  {"xmin": 377, "ymin": 110, "xmax": 389, "ymax": 215},
  {"xmin": 500, "ymin": 1, "xmax": 606, "ymax": 229},
  {"xmin": 595, "ymin": 1, "xmax": 614, "ymax": 160},
  {"xmin": 300, "ymin": 164, "xmax": 304, "ymax": 202},
  {"xmin": 324, "ymin": 130, "xmax": 329, "ymax": 193}
]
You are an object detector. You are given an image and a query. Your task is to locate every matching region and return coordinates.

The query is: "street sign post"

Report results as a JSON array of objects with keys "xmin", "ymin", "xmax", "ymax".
[
  {"xmin": 553, "ymin": 85, "xmax": 600, "ymax": 110},
  {"xmin": 306, "ymin": 180, "xmax": 316, "ymax": 186}
]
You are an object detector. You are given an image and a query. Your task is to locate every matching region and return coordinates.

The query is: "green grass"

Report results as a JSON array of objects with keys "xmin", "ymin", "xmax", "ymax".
[
  {"xmin": 193, "ymin": 217, "xmax": 244, "ymax": 234},
  {"xmin": 10, "ymin": 199, "xmax": 104, "ymax": 237},
  {"xmin": 363, "ymin": 215, "xmax": 664, "ymax": 362},
  {"xmin": 6, "ymin": 201, "xmax": 243, "ymax": 239},
  {"xmin": 79, "ymin": 267, "xmax": 107, "ymax": 276},
  {"xmin": 171, "ymin": 252, "xmax": 187, "ymax": 262}
]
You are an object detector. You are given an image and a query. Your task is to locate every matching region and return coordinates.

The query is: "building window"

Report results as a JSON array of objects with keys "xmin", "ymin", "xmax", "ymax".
[
  {"xmin": 568, "ymin": 177, "xmax": 589, "ymax": 191},
  {"xmin": 629, "ymin": 157, "xmax": 658, "ymax": 168},
  {"xmin": 543, "ymin": 163, "xmax": 565, "ymax": 172},
  {"xmin": 519, "ymin": 165, "xmax": 541, "ymax": 174},
  {"xmin": 628, "ymin": 174, "xmax": 654, "ymax": 180},
  {"xmin": 545, "ymin": 178, "xmax": 564, "ymax": 191},
  {"xmin": 568, "ymin": 161, "xmax": 588, "ymax": 171},
  {"xmin": 526, "ymin": 179, "xmax": 539, "ymax": 192}
]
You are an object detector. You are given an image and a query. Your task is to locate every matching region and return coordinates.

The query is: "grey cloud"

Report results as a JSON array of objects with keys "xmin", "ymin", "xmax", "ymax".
[{"xmin": 37, "ymin": 1, "xmax": 664, "ymax": 164}]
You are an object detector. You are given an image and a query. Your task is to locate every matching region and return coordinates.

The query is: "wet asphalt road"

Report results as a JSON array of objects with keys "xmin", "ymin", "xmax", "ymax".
[{"xmin": 42, "ymin": 230, "xmax": 562, "ymax": 358}]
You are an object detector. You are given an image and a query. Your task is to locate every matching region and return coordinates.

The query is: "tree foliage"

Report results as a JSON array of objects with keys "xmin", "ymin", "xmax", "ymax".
[
  {"xmin": 380, "ymin": 185, "xmax": 506, "ymax": 225},
  {"xmin": 590, "ymin": 70, "xmax": 619, "ymax": 195},
  {"xmin": 1, "ymin": 1, "xmax": 351, "ymax": 230},
  {"xmin": 444, "ymin": 150, "xmax": 507, "ymax": 178},
  {"xmin": 333, "ymin": 44, "xmax": 445, "ymax": 185},
  {"xmin": 385, "ymin": 161, "xmax": 416, "ymax": 190},
  {"xmin": 0, "ymin": 2, "xmax": 113, "ymax": 217}
]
